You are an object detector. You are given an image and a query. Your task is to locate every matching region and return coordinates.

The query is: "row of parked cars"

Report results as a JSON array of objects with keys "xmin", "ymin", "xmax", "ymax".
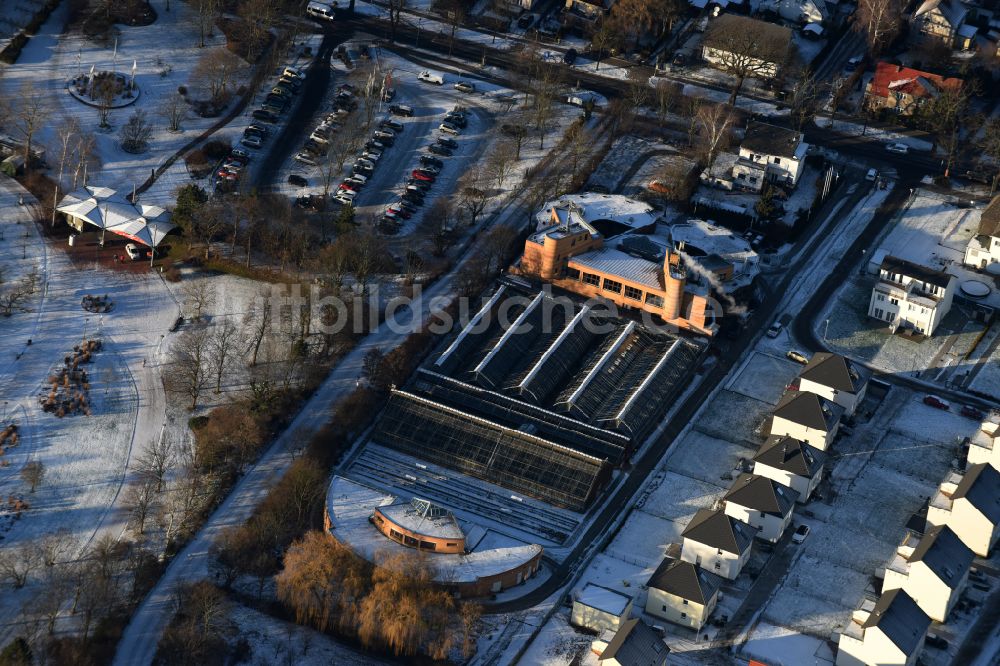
[
  {"xmin": 331, "ymin": 110, "xmax": 406, "ymax": 208},
  {"xmin": 377, "ymin": 107, "xmax": 468, "ymax": 227},
  {"xmin": 294, "ymin": 83, "xmax": 358, "ymax": 168},
  {"xmin": 250, "ymin": 66, "xmax": 305, "ymax": 128}
]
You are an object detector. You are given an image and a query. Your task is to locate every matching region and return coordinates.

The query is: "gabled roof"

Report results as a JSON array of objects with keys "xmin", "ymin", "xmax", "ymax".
[
  {"xmin": 914, "ymin": 0, "xmax": 968, "ymax": 27},
  {"xmin": 599, "ymin": 618, "xmax": 670, "ymax": 666},
  {"xmin": 863, "ymin": 589, "xmax": 931, "ymax": 657},
  {"xmin": 773, "ymin": 390, "xmax": 842, "ymax": 432},
  {"xmin": 647, "ymin": 556, "xmax": 723, "ymax": 605},
  {"xmin": 741, "ymin": 122, "xmax": 803, "ymax": 159},
  {"xmin": 798, "ymin": 352, "xmax": 871, "ymax": 395},
  {"xmin": 909, "ymin": 525, "xmax": 974, "ymax": 589},
  {"xmin": 724, "ymin": 473, "xmax": 797, "ymax": 516},
  {"xmin": 703, "ymin": 15, "xmax": 792, "ymax": 60},
  {"xmin": 880, "ymin": 255, "xmax": 954, "ymax": 289},
  {"xmin": 953, "ymin": 463, "xmax": 1000, "ymax": 525},
  {"xmin": 978, "ymin": 196, "xmax": 1000, "ymax": 238},
  {"xmin": 682, "ymin": 508, "xmax": 754, "ymax": 555},
  {"xmin": 868, "ymin": 62, "xmax": 963, "ymax": 101},
  {"xmin": 754, "ymin": 435, "xmax": 826, "ymax": 478}
]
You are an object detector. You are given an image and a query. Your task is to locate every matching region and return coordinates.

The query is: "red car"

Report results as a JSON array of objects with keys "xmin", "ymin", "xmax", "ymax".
[
  {"xmin": 387, "ymin": 205, "xmax": 412, "ymax": 219},
  {"xmin": 411, "ymin": 169, "xmax": 434, "ymax": 182},
  {"xmin": 923, "ymin": 395, "xmax": 950, "ymax": 410},
  {"xmin": 339, "ymin": 182, "xmax": 359, "ymax": 193}
]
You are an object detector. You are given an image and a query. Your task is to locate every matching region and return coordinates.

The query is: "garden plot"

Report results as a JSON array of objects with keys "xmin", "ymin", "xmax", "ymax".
[
  {"xmin": 664, "ymin": 430, "xmax": 754, "ymax": 487},
  {"xmin": 604, "ymin": 510, "xmax": 683, "ymax": 569},
  {"xmin": 888, "ymin": 396, "xmax": 981, "ymax": 443},
  {"xmin": 726, "ymin": 351, "xmax": 802, "ymax": 405},
  {"xmin": 687, "ymin": 388, "xmax": 772, "ymax": 444},
  {"xmin": 872, "ymin": 430, "xmax": 957, "ymax": 484},
  {"xmin": 586, "ymin": 135, "xmax": 660, "ymax": 194},
  {"xmin": 639, "ymin": 470, "xmax": 725, "ymax": 522},
  {"xmin": 761, "ymin": 557, "xmax": 871, "ymax": 635}
]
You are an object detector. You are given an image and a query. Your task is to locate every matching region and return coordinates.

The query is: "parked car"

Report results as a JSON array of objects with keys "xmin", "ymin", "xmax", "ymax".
[
  {"xmin": 406, "ymin": 179, "xmax": 431, "ymax": 191},
  {"xmin": 844, "ymin": 55, "xmax": 863, "ymax": 72},
  {"xmin": 786, "ymin": 350, "xmax": 809, "ymax": 365},
  {"xmin": 252, "ymin": 109, "xmax": 278, "ymax": 123},
  {"xmin": 454, "ymin": 80, "xmax": 476, "ymax": 93},
  {"xmin": 439, "ymin": 122, "xmax": 460, "ymax": 135},
  {"xmin": 373, "ymin": 130, "xmax": 395, "ymax": 145},
  {"xmin": 381, "ymin": 119, "xmax": 404, "ymax": 132},
  {"xmin": 247, "ymin": 123, "xmax": 270, "ymax": 136},
  {"xmin": 437, "ymin": 136, "xmax": 458, "ymax": 149},
  {"xmin": 353, "ymin": 164, "xmax": 373, "ymax": 177},
  {"xmin": 390, "ymin": 104, "xmax": 414, "ymax": 117},
  {"xmin": 288, "ymin": 174, "xmax": 308, "ymax": 187},
  {"xmin": 885, "ymin": 142, "xmax": 909, "ymax": 155},
  {"xmin": 417, "ymin": 70, "xmax": 445, "ymax": 85},
  {"xmin": 401, "ymin": 192, "xmax": 424, "ymax": 206},
  {"xmin": 417, "ymin": 164, "xmax": 440, "ymax": 176},
  {"xmin": 355, "ymin": 157, "xmax": 375, "ymax": 170},
  {"xmin": 792, "ymin": 524, "xmax": 810, "ymax": 544},
  {"xmin": 241, "ymin": 135, "xmax": 263, "ymax": 148},
  {"xmin": 420, "ymin": 155, "xmax": 444, "ymax": 168},
  {"xmin": 339, "ymin": 182, "xmax": 359, "ymax": 193},
  {"xmin": 333, "ymin": 194, "xmax": 354, "ymax": 206},
  {"xmin": 961, "ymin": 405, "xmax": 984, "ymax": 420},
  {"xmin": 345, "ymin": 176, "xmax": 367, "ymax": 189},
  {"xmin": 282, "ymin": 66, "xmax": 304, "ymax": 80},
  {"xmin": 428, "ymin": 143, "xmax": 452, "ymax": 156},
  {"xmin": 125, "ymin": 243, "xmax": 143, "ymax": 261},
  {"xmin": 294, "ymin": 152, "xmax": 318, "ymax": 166},
  {"xmin": 411, "ymin": 169, "xmax": 435, "ymax": 182},
  {"xmin": 231, "ymin": 148, "xmax": 250, "ymax": 159},
  {"xmin": 923, "ymin": 395, "xmax": 950, "ymax": 410},
  {"xmin": 279, "ymin": 76, "xmax": 302, "ymax": 91},
  {"xmin": 865, "ymin": 168, "xmax": 878, "ymax": 181},
  {"xmin": 563, "ymin": 48, "xmax": 578, "ymax": 65},
  {"xmin": 444, "ymin": 113, "xmax": 467, "ymax": 128},
  {"xmin": 387, "ymin": 204, "xmax": 412, "ymax": 219},
  {"xmin": 366, "ymin": 140, "xmax": 385, "ymax": 152},
  {"xmin": 766, "ymin": 322, "xmax": 782, "ymax": 338},
  {"xmin": 396, "ymin": 199, "xmax": 418, "ymax": 213}
]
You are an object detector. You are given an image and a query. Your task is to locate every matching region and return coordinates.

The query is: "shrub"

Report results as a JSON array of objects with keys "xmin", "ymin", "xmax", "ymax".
[
  {"xmin": 202, "ymin": 139, "xmax": 231, "ymax": 161},
  {"xmin": 178, "ymin": 85, "xmax": 188, "ymax": 96}
]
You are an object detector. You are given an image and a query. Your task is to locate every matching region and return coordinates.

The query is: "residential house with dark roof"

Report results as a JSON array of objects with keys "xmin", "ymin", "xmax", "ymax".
[
  {"xmin": 964, "ymin": 196, "xmax": 1000, "ymax": 270},
  {"xmin": 868, "ymin": 255, "xmax": 956, "ymax": 335},
  {"xmin": 797, "ymin": 352, "xmax": 872, "ymax": 415},
  {"xmin": 752, "ymin": 435, "xmax": 826, "ymax": 502},
  {"xmin": 591, "ymin": 618, "xmax": 670, "ymax": 666},
  {"xmin": 732, "ymin": 122, "xmax": 809, "ymax": 193},
  {"xmin": 770, "ymin": 390, "xmax": 844, "ymax": 451},
  {"xmin": 864, "ymin": 62, "xmax": 964, "ymax": 116},
  {"xmin": 882, "ymin": 525, "xmax": 973, "ymax": 622},
  {"xmin": 927, "ymin": 462, "xmax": 1000, "ymax": 557},
  {"xmin": 836, "ymin": 589, "xmax": 931, "ymax": 666},
  {"xmin": 702, "ymin": 16, "xmax": 792, "ymax": 80},
  {"xmin": 723, "ymin": 473, "xmax": 798, "ymax": 542},
  {"xmin": 645, "ymin": 555, "xmax": 723, "ymax": 630},
  {"xmin": 911, "ymin": 0, "xmax": 972, "ymax": 48},
  {"xmin": 680, "ymin": 508, "xmax": 754, "ymax": 580}
]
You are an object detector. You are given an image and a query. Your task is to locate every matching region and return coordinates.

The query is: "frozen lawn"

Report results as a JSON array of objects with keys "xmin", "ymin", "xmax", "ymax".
[
  {"xmin": 888, "ymin": 396, "xmax": 981, "ymax": 444},
  {"xmin": 577, "ymin": 553, "xmax": 651, "ymax": 600},
  {"xmin": 515, "ymin": 611, "xmax": 594, "ymax": 666},
  {"xmin": 664, "ymin": 430, "xmax": 754, "ymax": 487},
  {"xmin": 873, "ymin": 431, "xmax": 957, "ymax": 484},
  {"xmin": 761, "ymin": 556, "xmax": 871, "ymax": 635},
  {"xmin": 639, "ymin": 470, "xmax": 725, "ymax": 522},
  {"xmin": 742, "ymin": 622, "xmax": 834, "ymax": 666},
  {"xmin": 604, "ymin": 510, "xmax": 683, "ymax": 568},
  {"xmin": 686, "ymin": 389, "xmax": 772, "ymax": 444},
  {"xmin": 726, "ymin": 351, "xmax": 802, "ymax": 405}
]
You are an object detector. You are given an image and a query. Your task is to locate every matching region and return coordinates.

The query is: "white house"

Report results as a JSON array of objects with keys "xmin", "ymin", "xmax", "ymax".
[
  {"xmin": 965, "ymin": 197, "xmax": 1000, "ymax": 270},
  {"xmin": 868, "ymin": 255, "xmax": 956, "ymax": 336},
  {"xmin": 836, "ymin": 589, "xmax": 931, "ymax": 666},
  {"xmin": 591, "ymin": 618, "xmax": 670, "ymax": 666},
  {"xmin": 752, "ymin": 435, "xmax": 826, "ymax": 502},
  {"xmin": 723, "ymin": 473, "xmax": 798, "ymax": 543},
  {"xmin": 572, "ymin": 583, "xmax": 634, "ymax": 633},
  {"xmin": 645, "ymin": 555, "xmax": 722, "ymax": 630},
  {"xmin": 968, "ymin": 414, "xmax": 1000, "ymax": 467},
  {"xmin": 732, "ymin": 122, "xmax": 808, "ymax": 193},
  {"xmin": 927, "ymin": 463, "xmax": 1000, "ymax": 557},
  {"xmin": 680, "ymin": 508, "xmax": 754, "ymax": 580},
  {"xmin": 796, "ymin": 352, "xmax": 871, "ymax": 415},
  {"xmin": 881, "ymin": 526, "xmax": 973, "ymax": 623},
  {"xmin": 770, "ymin": 390, "xmax": 844, "ymax": 451}
]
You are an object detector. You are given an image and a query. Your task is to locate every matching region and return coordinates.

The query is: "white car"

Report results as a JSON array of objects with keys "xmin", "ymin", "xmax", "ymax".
[
  {"xmin": 417, "ymin": 70, "xmax": 444, "ymax": 85},
  {"xmin": 439, "ymin": 122, "xmax": 460, "ymax": 135},
  {"xmin": 792, "ymin": 524, "xmax": 810, "ymax": 544},
  {"xmin": 885, "ymin": 142, "xmax": 909, "ymax": 155},
  {"xmin": 362, "ymin": 150, "xmax": 381, "ymax": 162},
  {"xmin": 241, "ymin": 135, "xmax": 262, "ymax": 148},
  {"xmin": 125, "ymin": 243, "xmax": 143, "ymax": 261},
  {"xmin": 355, "ymin": 158, "xmax": 375, "ymax": 170},
  {"xmin": 333, "ymin": 194, "xmax": 354, "ymax": 206},
  {"xmin": 294, "ymin": 152, "xmax": 318, "ymax": 166}
]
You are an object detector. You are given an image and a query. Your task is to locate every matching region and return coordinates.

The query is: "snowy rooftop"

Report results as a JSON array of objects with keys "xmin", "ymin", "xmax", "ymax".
[
  {"xmin": 325, "ymin": 476, "xmax": 542, "ymax": 584},
  {"xmin": 575, "ymin": 583, "xmax": 632, "ymax": 616},
  {"xmin": 668, "ymin": 219, "xmax": 760, "ymax": 278},
  {"xmin": 534, "ymin": 192, "xmax": 662, "ymax": 236},
  {"xmin": 377, "ymin": 498, "xmax": 465, "ymax": 541},
  {"xmin": 569, "ymin": 248, "xmax": 664, "ymax": 291}
]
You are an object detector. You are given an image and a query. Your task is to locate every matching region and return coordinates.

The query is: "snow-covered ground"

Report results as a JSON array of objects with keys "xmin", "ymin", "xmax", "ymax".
[
  {"xmin": 813, "ymin": 116, "xmax": 934, "ymax": 153},
  {"xmin": 0, "ymin": 0, "xmax": 45, "ymax": 42}
]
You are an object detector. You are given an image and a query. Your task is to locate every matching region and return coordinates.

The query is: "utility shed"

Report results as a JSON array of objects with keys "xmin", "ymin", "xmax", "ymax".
[{"xmin": 572, "ymin": 583, "xmax": 634, "ymax": 633}]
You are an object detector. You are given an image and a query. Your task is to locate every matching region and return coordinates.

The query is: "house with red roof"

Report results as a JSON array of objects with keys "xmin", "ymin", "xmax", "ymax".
[{"xmin": 864, "ymin": 62, "xmax": 964, "ymax": 116}]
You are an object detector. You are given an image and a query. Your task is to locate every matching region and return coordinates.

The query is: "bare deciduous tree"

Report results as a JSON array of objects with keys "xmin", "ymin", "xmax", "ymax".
[
  {"xmin": 161, "ymin": 93, "xmax": 189, "ymax": 132},
  {"xmin": 703, "ymin": 18, "xmax": 790, "ymax": 105},
  {"xmin": 191, "ymin": 48, "xmax": 245, "ymax": 104},
  {"xmin": 124, "ymin": 476, "xmax": 158, "ymax": 535},
  {"xmin": 209, "ymin": 318, "xmax": 242, "ymax": 393},
  {"xmin": 189, "ymin": 0, "xmax": 220, "ymax": 47},
  {"xmin": 183, "ymin": 280, "xmax": 215, "ymax": 321},
  {"xmin": 5, "ymin": 81, "xmax": 49, "ymax": 173},
  {"xmin": 244, "ymin": 289, "xmax": 273, "ymax": 367},
  {"xmin": 458, "ymin": 168, "xmax": 490, "ymax": 226},
  {"xmin": 0, "ymin": 541, "xmax": 40, "ymax": 588},
  {"xmin": 695, "ymin": 103, "xmax": 735, "ymax": 171},
  {"xmin": 168, "ymin": 326, "xmax": 211, "ymax": 410},
  {"xmin": 137, "ymin": 435, "xmax": 174, "ymax": 492},
  {"xmin": 119, "ymin": 109, "xmax": 154, "ymax": 153},
  {"xmin": 487, "ymin": 138, "xmax": 518, "ymax": 190},
  {"xmin": 21, "ymin": 460, "xmax": 45, "ymax": 492},
  {"xmin": 854, "ymin": 0, "xmax": 902, "ymax": 54}
]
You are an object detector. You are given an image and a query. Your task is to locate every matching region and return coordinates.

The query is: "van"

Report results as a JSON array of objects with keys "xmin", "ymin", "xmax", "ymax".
[
  {"xmin": 306, "ymin": 1, "xmax": 335, "ymax": 21},
  {"xmin": 417, "ymin": 70, "xmax": 445, "ymax": 85}
]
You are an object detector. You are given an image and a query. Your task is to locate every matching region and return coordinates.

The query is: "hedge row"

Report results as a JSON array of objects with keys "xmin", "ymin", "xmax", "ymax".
[{"xmin": 0, "ymin": 0, "xmax": 61, "ymax": 64}]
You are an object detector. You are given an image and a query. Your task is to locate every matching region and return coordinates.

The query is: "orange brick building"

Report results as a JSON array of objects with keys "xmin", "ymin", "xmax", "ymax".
[{"xmin": 516, "ymin": 207, "xmax": 718, "ymax": 336}]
